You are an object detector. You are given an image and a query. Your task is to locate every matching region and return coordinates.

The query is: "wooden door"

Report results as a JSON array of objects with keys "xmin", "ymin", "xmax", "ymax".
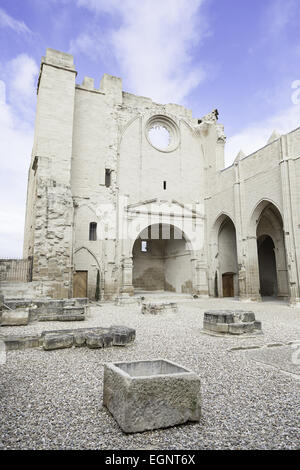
[
  {"xmin": 222, "ymin": 273, "xmax": 234, "ymax": 297},
  {"xmin": 73, "ymin": 271, "xmax": 88, "ymax": 298}
]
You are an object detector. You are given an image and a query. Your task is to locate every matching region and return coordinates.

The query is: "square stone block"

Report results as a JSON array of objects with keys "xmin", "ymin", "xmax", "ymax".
[
  {"xmin": 43, "ymin": 333, "xmax": 74, "ymax": 350},
  {"xmin": 1, "ymin": 310, "xmax": 29, "ymax": 326},
  {"xmin": 254, "ymin": 320, "xmax": 262, "ymax": 330},
  {"xmin": 233, "ymin": 310, "xmax": 256, "ymax": 323},
  {"xmin": 103, "ymin": 359, "xmax": 201, "ymax": 433},
  {"xmin": 204, "ymin": 311, "xmax": 234, "ymax": 324},
  {"xmin": 228, "ymin": 322, "xmax": 255, "ymax": 335},
  {"xmin": 203, "ymin": 320, "xmax": 229, "ymax": 333}
]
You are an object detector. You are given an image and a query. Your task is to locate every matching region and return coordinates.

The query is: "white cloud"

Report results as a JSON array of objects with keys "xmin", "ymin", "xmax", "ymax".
[
  {"xmin": 0, "ymin": 55, "xmax": 38, "ymax": 257},
  {"xmin": 265, "ymin": 0, "xmax": 297, "ymax": 36},
  {"xmin": 69, "ymin": 32, "xmax": 98, "ymax": 59},
  {"xmin": 69, "ymin": 32, "xmax": 111, "ymax": 63},
  {"xmin": 0, "ymin": 80, "xmax": 5, "ymax": 104},
  {"xmin": 73, "ymin": 0, "xmax": 208, "ymax": 104},
  {"xmin": 225, "ymin": 103, "xmax": 300, "ymax": 167},
  {"xmin": 0, "ymin": 7, "xmax": 31, "ymax": 34},
  {"xmin": 0, "ymin": 100, "xmax": 32, "ymax": 257},
  {"xmin": 7, "ymin": 55, "xmax": 38, "ymax": 99},
  {"xmin": 4, "ymin": 54, "xmax": 39, "ymax": 120}
]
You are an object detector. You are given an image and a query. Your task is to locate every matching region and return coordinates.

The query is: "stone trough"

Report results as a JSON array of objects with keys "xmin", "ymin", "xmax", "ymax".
[
  {"xmin": 203, "ymin": 310, "xmax": 262, "ymax": 335},
  {"xmin": 141, "ymin": 302, "xmax": 178, "ymax": 315},
  {"xmin": 103, "ymin": 359, "xmax": 201, "ymax": 433}
]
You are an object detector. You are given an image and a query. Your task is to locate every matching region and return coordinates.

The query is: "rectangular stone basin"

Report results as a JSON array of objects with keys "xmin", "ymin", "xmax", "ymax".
[{"xmin": 103, "ymin": 359, "xmax": 201, "ymax": 433}]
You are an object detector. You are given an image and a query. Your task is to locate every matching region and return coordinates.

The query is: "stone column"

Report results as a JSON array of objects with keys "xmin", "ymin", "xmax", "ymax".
[
  {"xmin": 245, "ymin": 236, "xmax": 261, "ymax": 301},
  {"xmin": 190, "ymin": 254, "xmax": 207, "ymax": 296},
  {"xmin": 233, "ymin": 157, "xmax": 244, "ymax": 298},
  {"xmin": 236, "ymin": 153, "xmax": 261, "ymax": 301},
  {"xmin": 121, "ymin": 257, "xmax": 134, "ymax": 295},
  {"xmin": 26, "ymin": 49, "xmax": 77, "ymax": 299},
  {"xmin": 274, "ymin": 234, "xmax": 289, "ymax": 298},
  {"xmin": 279, "ymin": 136, "xmax": 300, "ymax": 303}
]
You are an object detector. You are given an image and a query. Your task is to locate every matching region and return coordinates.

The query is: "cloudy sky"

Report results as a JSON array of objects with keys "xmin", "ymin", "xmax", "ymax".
[{"xmin": 0, "ymin": 0, "xmax": 300, "ymax": 257}]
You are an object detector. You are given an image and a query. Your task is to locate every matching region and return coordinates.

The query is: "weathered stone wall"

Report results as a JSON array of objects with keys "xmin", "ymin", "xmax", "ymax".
[
  {"xmin": 68, "ymin": 58, "xmax": 214, "ymax": 299},
  {"xmin": 23, "ymin": 49, "xmax": 76, "ymax": 299},
  {"xmin": 206, "ymin": 128, "xmax": 300, "ymax": 304},
  {"xmin": 23, "ymin": 48, "xmax": 300, "ymax": 304},
  {"xmin": 0, "ymin": 281, "xmax": 56, "ymax": 299}
]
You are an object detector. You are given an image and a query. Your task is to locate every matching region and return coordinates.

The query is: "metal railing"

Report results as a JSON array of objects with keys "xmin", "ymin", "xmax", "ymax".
[{"xmin": 0, "ymin": 257, "xmax": 33, "ymax": 282}]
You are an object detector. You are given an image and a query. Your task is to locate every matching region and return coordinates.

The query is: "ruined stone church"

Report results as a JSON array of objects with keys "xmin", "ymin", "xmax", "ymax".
[{"xmin": 23, "ymin": 48, "xmax": 300, "ymax": 305}]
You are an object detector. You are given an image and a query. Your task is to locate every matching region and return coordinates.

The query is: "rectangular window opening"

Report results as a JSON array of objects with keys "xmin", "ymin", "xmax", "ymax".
[
  {"xmin": 89, "ymin": 222, "xmax": 97, "ymax": 241},
  {"xmin": 141, "ymin": 240, "xmax": 148, "ymax": 252},
  {"xmin": 105, "ymin": 169, "xmax": 112, "ymax": 187},
  {"xmin": 163, "ymin": 181, "xmax": 166, "ymax": 190}
]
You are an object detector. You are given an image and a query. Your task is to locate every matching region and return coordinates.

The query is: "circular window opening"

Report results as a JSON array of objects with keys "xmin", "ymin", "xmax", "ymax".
[
  {"xmin": 145, "ymin": 115, "xmax": 180, "ymax": 152},
  {"xmin": 148, "ymin": 125, "xmax": 170, "ymax": 150}
]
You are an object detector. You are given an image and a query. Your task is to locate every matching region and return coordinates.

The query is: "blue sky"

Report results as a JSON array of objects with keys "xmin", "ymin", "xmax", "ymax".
[{"xmin": 1, "ymin": 0, "xmax": 300, "ymax": 257}]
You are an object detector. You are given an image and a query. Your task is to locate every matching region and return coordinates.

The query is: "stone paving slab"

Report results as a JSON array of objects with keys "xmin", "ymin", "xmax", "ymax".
[{"xmin": 245, "ymin": 344, "xmax": 300, "ymax": 376}]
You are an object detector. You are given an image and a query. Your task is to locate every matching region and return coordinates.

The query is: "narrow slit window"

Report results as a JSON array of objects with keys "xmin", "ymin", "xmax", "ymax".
[
  {"xmin": 105, "ymin": 169, "xmax": 111, "ymax": 187},
  {"xmin": 89, "ymin": 222, "xmax": 97, "ymax": 241},
  {"xmin": 141, "ymin": 241, "xmax": 148, "ymax": 252},
  {"xmin": 163, "ymin": 181, "xmax": 166, "ymax": 190}
]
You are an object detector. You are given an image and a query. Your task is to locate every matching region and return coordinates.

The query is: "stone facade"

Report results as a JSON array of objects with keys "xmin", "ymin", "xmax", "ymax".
[{"xmin": 23, "ymin": 48, "xmax": 300, "ymax": 304}]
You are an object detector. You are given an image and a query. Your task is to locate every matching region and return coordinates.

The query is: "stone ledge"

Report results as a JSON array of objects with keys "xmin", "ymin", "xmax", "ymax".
[
  {"xmin": 1, "ymin": 297, "xmax": 88, "ymax": 326},
  {"xmin": 0, "ymin": 310, "xmax": 29, "ymax": 326},
  {"xmin": 203, "ymin": 310, "xmax": 262, "ymax": 336},
  {"xmin": 0, "ymin": 326, "xmax": 136, "ymax": 351}
]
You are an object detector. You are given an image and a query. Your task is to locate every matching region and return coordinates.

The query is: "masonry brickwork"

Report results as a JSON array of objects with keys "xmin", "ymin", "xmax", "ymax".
[{"xmin": 22, "ymin": 49, "xmax": 300, "ymax": 305}]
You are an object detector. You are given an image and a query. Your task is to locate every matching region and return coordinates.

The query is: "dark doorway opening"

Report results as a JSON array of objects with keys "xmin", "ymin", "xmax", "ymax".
[
  {"xmin": 222, "ymin": 273, "xmax": 234, "ymax": 297},
  {"xmin": 257, "ymin": 235, "xmax": 278, "ymax": 296}
]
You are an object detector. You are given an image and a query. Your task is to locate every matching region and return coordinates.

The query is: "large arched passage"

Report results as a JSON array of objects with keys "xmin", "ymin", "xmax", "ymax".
[
  {"xmin": 209, "ymin": 214, "xmax": 238, "ymax": 298},
  {"xmin": 255, "ymin": 202, "xmax": 289, "ymax": 298},
  {"xmin": 132, "ymin": 223, "xmax": 193, "ymax": 293},
  {"xmin": 218, "ymin": 217, "xmax": 238, "ymax": 297}
]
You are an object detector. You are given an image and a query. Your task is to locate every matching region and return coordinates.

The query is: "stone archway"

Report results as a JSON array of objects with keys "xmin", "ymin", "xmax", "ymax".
[
  {"xmin": 209, "ymin": 214, "xmax": 238, "ymax": 298},
  {"xmin": 73, "ymin": 247, "xmax": 102, "ymax": 299},
  {"xmin": 255, "ymin": 202, "xmax": 289, "ymax": 299},
  {"xmin": 132, "ymin": 223, "xmax": 193, "ymax": 293},
  {"xmin": 218, "ymin": 217, "xmax": 238, "ymax": 297}
]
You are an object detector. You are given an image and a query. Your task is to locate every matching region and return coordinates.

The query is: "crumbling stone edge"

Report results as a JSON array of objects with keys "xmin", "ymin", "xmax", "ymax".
[{"xmin": 0, "ymin": 325, "xmax": 136, "ymax": 352}]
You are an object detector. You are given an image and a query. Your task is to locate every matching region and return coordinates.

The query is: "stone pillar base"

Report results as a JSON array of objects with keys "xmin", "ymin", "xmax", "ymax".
[
  {"xmin": 120, "ymin": 287, "xmax": 134, "ymax": 296},
  {"xmin": 289, "ymin": 297, "xmax": 300, "ymax": 307}
]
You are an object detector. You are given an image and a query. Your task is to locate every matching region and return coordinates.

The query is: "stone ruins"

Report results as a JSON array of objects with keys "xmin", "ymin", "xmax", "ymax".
[
  {"xmin": 203, "ymin": 310, "xmax": 262, "ymax": 335},
  {"xmin": 1, "ymin": 47, "xmax": 300, "ymax": 307}
]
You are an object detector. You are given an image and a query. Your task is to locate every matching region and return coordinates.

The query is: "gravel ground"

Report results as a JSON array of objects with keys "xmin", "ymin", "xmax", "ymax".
[{"xmin": 0, "ymin": 297, "xmax": 299, "ymax": 450}]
